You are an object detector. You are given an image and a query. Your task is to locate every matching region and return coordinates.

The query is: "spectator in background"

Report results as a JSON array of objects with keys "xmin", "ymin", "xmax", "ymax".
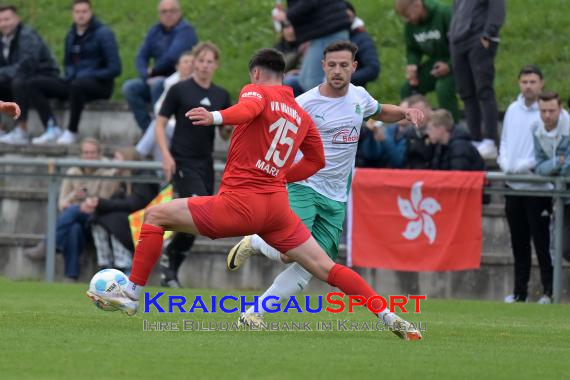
[
  {"xmin": 359, "ymin": 99, "xmax": 410, "ymax": 168},
  {"xmin": 499, "ymin": 66, "xmax": 553, "ymax": 303},
  {"xmin": 272, "ymin": 0, "xmax": 350, "ymax": 92},
  {"xmin": 402, "ymin": 94, "xmax": 433, "ymax": 169},
  {"xmin": 22, "ymin": 0, "xmax": 121, "ymax": 146},
  {"xmin": 25, "ymin": 138, "xmax": 118, "ymax": 282},
  {"xmin": 274, "ymin": 20, "xmax": 305, "ymax": 96},
  {"xmin": 395, "ymin": 0, "xmax": 458, "ymax": 121},
  {"xmin": 535, "ymin": 93, "xmax": 570, "ymax": 264},
  {"xmin": 344, "ymin": 1, "xmax": 380, "ymax": 88},
  {"xmin": 122, "ymin": 0, "xmax": 198, "ymax": 132},
  {"xmin": 426, "ymin": 109, "xmax": 484, "ymax": 170},
  {"xmin": 0, "ymin": 5, "xmax": 59, "ymax": 144},
  {"xmin": 136, "ymin": 50, "xmax": 194, "ymax": 162},
  {"xmin": 449, "ymin": 0, "xmax": 505, "ymax": 159},
  {"xmin": 155, "ymin": 42, "xmax": 232, "ymax": 288},
  {"xmin": 89, "ymin": 147, "xmax": 160, "ymax": 274}
]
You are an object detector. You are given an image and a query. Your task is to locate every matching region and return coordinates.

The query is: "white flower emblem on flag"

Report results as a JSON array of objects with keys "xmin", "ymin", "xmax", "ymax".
[{"xmin": 397, "ymin": 181, "xmax": 441, "ymax": 244}]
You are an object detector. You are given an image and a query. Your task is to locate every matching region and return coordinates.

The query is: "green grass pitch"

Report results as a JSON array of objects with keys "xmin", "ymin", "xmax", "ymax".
[{"xmin": 0, "ymin": 277, "xmax": 568, "ymax": 380}]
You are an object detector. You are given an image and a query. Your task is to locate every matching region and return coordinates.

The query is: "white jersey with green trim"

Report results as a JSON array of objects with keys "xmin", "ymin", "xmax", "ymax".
[{"xmin": 293, "ymin": 83, "xmax": 380, "ymax": 202}]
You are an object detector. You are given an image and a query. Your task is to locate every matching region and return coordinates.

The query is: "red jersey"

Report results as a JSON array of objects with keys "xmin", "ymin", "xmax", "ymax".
[{"xmin": 218, "ymin": 84, "xmax": 324, "ymax": 193}]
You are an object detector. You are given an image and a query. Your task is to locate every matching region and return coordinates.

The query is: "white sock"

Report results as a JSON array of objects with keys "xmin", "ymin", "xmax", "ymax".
[
  {"xmin": 378, "ymin": 309, "xmax": 398, "ymax": 325},
  {"xmin": 123, "ymin": 280, "xmax": 143, "ymax": 301},
  {"xmin": 246, "ymin": 263, "xmax": 312, "ymax": 315},
  {"xmin": 251, "ymin": 234, "xmax": 283, "ymax": 262}
]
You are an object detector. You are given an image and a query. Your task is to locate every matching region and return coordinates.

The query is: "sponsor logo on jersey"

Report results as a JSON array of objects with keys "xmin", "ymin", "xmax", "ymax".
[
  {"xmin": 241, "ymin": 91, "xmax": 263, "ymax": 100},
  {"xmin": 314, "ymin": 113, "xmax": 326, "ymax": 121},
  {"xmin": 332, "ymin": 126, "xmax": 359, "ymax": 144},
  {"xmin": 354, "ymin": 103, "xmax": 362, "ymax": 115},
  {"xmin": 200, "ymin": 97, "xmax": 212, "ymax": 106},
  {"xmin": 414, "ymin": 29, "xmax": 441, "ymax": 43}
]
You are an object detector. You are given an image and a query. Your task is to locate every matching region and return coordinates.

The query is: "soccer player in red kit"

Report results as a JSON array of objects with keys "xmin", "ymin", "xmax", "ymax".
[{"xmin": 88, "ymin": 48, "xmax": 423, "ymax": 341}]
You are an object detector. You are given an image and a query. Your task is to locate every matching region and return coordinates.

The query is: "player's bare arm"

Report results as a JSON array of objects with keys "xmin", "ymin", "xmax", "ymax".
[
  {"xmin": 155, "ymin": 115, "xmax": 176, "ymax": 182},
  {"xmin": 374, "ymin": 104, "xmax": 424, "ymax": 127},
  {"xmin": 187, "ymin": 97, "xmax": 265, "ymax": 126},
  {"xmin": 0, "ymin": 101, "xmax": 21, "ymax": 119}
]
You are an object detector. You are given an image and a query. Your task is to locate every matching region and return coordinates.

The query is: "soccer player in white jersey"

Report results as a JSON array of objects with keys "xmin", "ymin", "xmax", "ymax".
[{"xmin": 227, "ymin": 40, "xmax": 424, "ymax": 330}]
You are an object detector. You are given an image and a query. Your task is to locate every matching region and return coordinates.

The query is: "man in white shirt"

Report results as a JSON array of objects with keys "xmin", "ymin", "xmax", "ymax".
[{"xmin": 498, "ymin": 65, "xmax": 552, "ymax": 304}]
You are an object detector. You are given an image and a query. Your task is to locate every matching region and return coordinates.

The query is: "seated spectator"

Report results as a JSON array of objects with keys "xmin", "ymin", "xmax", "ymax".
[
  {"xmin": 359, "ymin": 99, "xmax": 410, "ymax": 168},
  {"xmin": 25, "ymin": 137, "xmax": 118, "ymax": 282},
  {"xmin": 426, "ymin": 109, "xmax": 485, "ymax": 170},
  {"xmin": 89, "ymin": 147, "xmax": 160, "ymax": 273},
  {"xmin": 122, "ymin": 0, "xmax": 198, "ymax": 131},
  {"xmin": 136, "ymin": 50, "xmax": 194, "ymax": 162},
  {"xmin": 345, "ymin": 1, "xmax": 380, "ymax": 88},
  {"xmin": 402, "ymin": 94, "xmax": 434, "ymax": 169},
  {"xmin": 21, "ymin": 0, "xmax": 121, "ymax": 146},
  {"xmin": 275, "ymin": 21, "xmax": 305, "ymax": 96},
  {"xmin": 0, "ymin": 5, "xmax": 59, "ymax": 144},
  {"xmin": 395, "ymin": 0, "xmax": 459, "ymax": 121}
]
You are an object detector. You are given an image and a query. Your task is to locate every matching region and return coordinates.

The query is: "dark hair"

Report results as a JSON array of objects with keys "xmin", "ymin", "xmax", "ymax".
[
  {"xmin": 344, "ymin": 1, "xmax": 355, "ymax": 15},
  {"xmin": 323, "ymin": 40, "xmax": 358, "ymax": 60},
  {"xmin": 72, "ymin": 0, "xmax": 91, "ymax": 8},
  {"xmin": 0, "ymin": 5, "xmax": 17, "ymax": 13},
  {"xmin": 518, "ymin": 64, "xmax": 543, "ymax": 79},
  {"xmin": 538, "ymin": 91, "xmax": 561, "ymax": 105},
  {"xmin": 248, "ymin": 48, "xmax": 285, "ymax": 74}
]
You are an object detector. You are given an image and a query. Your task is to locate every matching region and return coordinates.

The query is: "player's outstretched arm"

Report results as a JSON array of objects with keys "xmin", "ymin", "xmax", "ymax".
[
  {"xmin": 374, "ymin": 104, "xmax": 424, "ymax": 127},
  {"xmin": 186, "ymin": 99, "xmax": 265, "ymax": 127},
  {"xmin": 0, "ymin": 101, "xmax": 21, "ymax": 119}
]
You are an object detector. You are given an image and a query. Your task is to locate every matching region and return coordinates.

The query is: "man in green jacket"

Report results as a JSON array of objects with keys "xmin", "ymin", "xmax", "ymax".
[{"xmin": 395, "ymin": 0, "xmax": 458, "ymax": 121}]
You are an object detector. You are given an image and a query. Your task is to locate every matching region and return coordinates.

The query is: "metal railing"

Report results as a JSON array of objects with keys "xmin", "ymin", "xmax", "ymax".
[{"xmin": 1, "ymin": 157, "xmax": 569, "ymax": 302}]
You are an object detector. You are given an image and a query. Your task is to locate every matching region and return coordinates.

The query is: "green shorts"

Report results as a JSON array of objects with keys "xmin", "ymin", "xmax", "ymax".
[{"xmin": 287, "ymin": 183, "xmax": 346, "ymax": 260}]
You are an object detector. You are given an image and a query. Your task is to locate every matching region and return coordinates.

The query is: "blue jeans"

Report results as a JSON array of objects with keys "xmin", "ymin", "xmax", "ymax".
[
  {"xmin": 56, "ymin": 205, "xmax": 89, "ymax": 279},
  {"xmin": 299, "ymin": 30, "xmax": 350, "ymax": 91},
  {"xmin": 122, "ymin": 77, "xmax": 165, "ymax": 131}
]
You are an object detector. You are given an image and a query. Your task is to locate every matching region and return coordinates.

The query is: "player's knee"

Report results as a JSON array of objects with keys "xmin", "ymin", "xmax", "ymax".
[
  {"xmin": 143, "ymin": 204, "xmax": 167, "ymax": 226},
  {"xmin": 280, "ymin": 253, "xmax": 294, "ymax": 264}
]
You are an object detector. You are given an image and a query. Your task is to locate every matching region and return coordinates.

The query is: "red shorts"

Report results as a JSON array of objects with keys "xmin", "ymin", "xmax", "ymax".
[{"xmin": 187, "ymin": 191, "xmax": 311, "ymax": 253}]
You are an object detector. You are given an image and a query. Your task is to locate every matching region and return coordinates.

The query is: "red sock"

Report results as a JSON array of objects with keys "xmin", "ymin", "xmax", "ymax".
[
  {"xmin": 129, "ymin": 224, "xmax": 164, "ymax": 286},
  {"xmin": 327, "ymin": 264, "xmax": 384, "ymax": 312}
]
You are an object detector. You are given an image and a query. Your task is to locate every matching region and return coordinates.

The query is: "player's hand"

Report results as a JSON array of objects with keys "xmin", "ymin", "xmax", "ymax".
[
  {"xmin": 186, "ymin": 107, "xmax": 214, "ymax": 126},
  {"xmin": 430, "ymin": 61, "xmax": 450, "ymax": 77},
  {"xmin": 0, "ymin": 101, "xmax": 21, "ymax": 119},
  {"xmin": 162, "ymin": 151, "xmax": 176, "ymax": 182},
  {"xmin": 480, "ymin": 37, "xmax": 490, "ymax": 49},
  {"xmin": 406, "ymin": 64, "xmax": 419, "ymax": 86},
  {"xmin": 404, "ymin": 108, "xmax": 425, "ymax": 128}
]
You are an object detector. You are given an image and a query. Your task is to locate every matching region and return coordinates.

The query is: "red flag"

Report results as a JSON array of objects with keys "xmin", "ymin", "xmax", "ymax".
[{"xmin": 347, "ymin": 169, "xmax": 485, "ymax": 271}]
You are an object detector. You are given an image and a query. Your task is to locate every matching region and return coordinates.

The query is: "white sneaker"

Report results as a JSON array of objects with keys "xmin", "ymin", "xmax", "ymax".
[
  {"xmin": 537, "ymin": 295, "xmax": 552, "ymax": 304},
  {"xmin": 56, "ymin": 130, "xmax": 78, "ymax": 145},
  {"xmin": 477, "ymin": 139, "xmax": 498, "ymax": 160},
  {"xmin": 382, "ymin": 314, "xmax": 422, "ymax": 341},
  {"xmin": 32, "ymin": 126, "xmax": 63, "ymax": 145},
  {"xmin": 0, "ymin": 127, "xmax": 28, "ymax": 145},
  {"xmin": 238, "ymin": 312, "xmax": 265, "ymax": 328},
  {"xmin": 86, "ymin": 288, "xmax": 139, "ymax": 316},
  {"xmin": 504, "ymin": 294, "xmax": 527, "ymax": 303}
]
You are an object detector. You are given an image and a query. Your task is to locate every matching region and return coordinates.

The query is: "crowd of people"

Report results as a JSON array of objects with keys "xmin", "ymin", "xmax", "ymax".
[{"xmin": 0, "ymin": 0, "xmax": 568, "ymax": 305}]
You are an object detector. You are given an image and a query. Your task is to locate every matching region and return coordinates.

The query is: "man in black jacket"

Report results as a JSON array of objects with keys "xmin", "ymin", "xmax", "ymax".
[
  {"xmin": 449, "ymin": 0, "xmax": 505, "ymax": 160},
  {"xmin": 426, "ymin": 109, "xmax": 484, "ymax": 171},
  {"xmin": 273, "ymin": 0, "xmax": 350, "ymax": 92},
  {"xmin": 0, "ymin": 5, "xmax": 59, "ymax": 144}
]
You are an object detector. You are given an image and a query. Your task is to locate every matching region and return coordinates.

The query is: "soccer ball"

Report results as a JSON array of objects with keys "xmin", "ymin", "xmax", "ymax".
[{"xmin": 87, "ymin": 268, "xmax": 128, "ymax": 312}]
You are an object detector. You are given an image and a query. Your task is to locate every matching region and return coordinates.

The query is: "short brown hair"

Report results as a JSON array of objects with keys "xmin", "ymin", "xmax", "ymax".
[
  {"xmin": 323, "ymin": 40, "xmax": 358, "ymax": 60},
  {"xmin": 72, "ymin": 0, "xmax": 91, "ymax": 7},
  {"xmin": 80, "ymin": 137, "xmax": 101, "ymax": 153},
  {"xmin": 407, "ymin": 94, "xmax": 430, "ymax": 108},
  {"xmin": 538, "ymin": 91, "xmax": 561, "ymax": 105},
  {"xmin": 0, "ymin": 5, "xmax": 17, "ymax": 13},
  {"xmin": 428, "ymin": 109, "xmax": 454, "ymax": 132},
  {"xmin": 191, "ymin": 42, "xmax": 220, "ymax": 61}
]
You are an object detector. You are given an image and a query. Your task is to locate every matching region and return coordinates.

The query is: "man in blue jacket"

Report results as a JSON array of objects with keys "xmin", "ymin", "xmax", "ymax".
[
  {"xmin": 22, "ymin": 0, "xmax": 121, "ymax": 145},
  {"xmin": 122, "ymin": 0, "xmax": 198, "ymax": 131}
]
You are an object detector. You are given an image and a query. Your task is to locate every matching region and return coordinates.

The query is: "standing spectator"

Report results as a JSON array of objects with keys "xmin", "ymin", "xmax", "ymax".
[
  {"xmin": 272, "ymin": 0, "xmax": 350, "ymax": 92},
  {"xmin": 25, "ymin": 138, "xmax": 118, "ymax": 282},
  {"xmin": 395, "ymin": 0, "xmax": 458, "ymax": 121},
  {"xmin": 499, "ymin": 66, "xmax": 551, "ymax": 304},
  {"xmin": 22, "ymin": 0, "xmax": 121, "ymax": 146},
  {"xmin": 449, "ymin": 0, "xmax": 505, "ymax": 159},
  {"xmin": 155, "ymin": 42, "xmax": 232, "ymax": 288},
  {"xmin": 122, "ymin": 0, "xmax": 198, "ymax": 132},
  {"xmin": 426, "ymin": 109, "xmax": 484, "ymax": 170},
  {"xmin": 344, "ymin": 1, "xmax": 380, "ymax": 88},
  {"xmin": 136, "ymin": 50, "xmax": 194, "ymax": 162},
  {"xmin": 0, "ymin": 5, "xmax": 59, "ymax": 144}
]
